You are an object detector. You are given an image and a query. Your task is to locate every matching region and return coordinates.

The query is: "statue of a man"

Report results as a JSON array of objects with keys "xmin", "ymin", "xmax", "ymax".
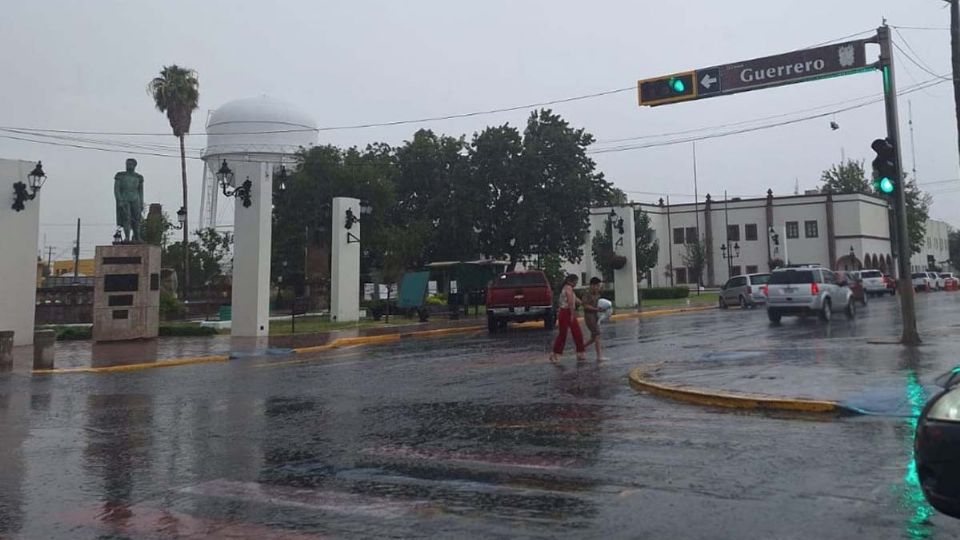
[{"xmin": 114, "ymin": 158, "xmax": 144, "ymax": 243}]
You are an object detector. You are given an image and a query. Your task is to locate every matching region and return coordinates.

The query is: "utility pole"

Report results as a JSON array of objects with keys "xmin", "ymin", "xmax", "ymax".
[
  {"xmin": 950, "ymin": 0, "xmax": 960, "ymax": 170},
  {"xmin": 73, "ymin": 218, "xmax": 81, "ymax": 284},
  {"xmin": 46, "ymin": 246, "xmax": 54, "ymax": 276},
  {"xmin": 878, "ymin": 25, "xmax": 921, "ymax": 345},
  {"xmin": 692, "ymin": 142, "xmax": 701, "ymax": 295}
]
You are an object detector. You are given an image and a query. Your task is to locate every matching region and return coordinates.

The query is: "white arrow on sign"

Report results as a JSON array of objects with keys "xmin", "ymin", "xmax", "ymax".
[{"xmin": 700, "ymin": 73, "xmax": 718, "ymax": 90}]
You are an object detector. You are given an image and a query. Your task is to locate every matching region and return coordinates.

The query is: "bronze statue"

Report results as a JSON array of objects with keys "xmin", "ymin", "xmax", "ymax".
[{"xmin": 114, "ymin": 158, "xmax": 144, "ymax": 243}]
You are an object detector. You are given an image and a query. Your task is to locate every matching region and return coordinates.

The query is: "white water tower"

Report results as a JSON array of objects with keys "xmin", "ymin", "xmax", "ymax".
[{"xmin": 201, "ymin": 97, "xmax": 317, "ymax": 338}]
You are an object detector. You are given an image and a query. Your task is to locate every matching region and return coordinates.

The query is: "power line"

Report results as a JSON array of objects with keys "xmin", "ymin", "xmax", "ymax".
[
  {"xmin": 891, "ymin": 40, "xmax": 952, "ymax": 81},
  {"xmin": 890, "ymin": 25, "xmax": 951, "ymax": 31}
]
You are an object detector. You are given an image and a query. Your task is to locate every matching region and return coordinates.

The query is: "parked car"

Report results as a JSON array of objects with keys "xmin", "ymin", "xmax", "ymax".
[
  {"xmin": 882, "ymin": 273, "xmax": 897, "ymax": 295},
  {"xmin": 838, "ymin": 271, "xmax": 867, "ymax": 306},
  {"xmin": 858, "ymin": 269, "xmax": 887, "ymax": 297},
  {"xmin": 912, "ymin": 272, "xmax": 933, "ymax": 291},
  {"xmin": 485, "ymin": 271, "xmax": 555, "ymax": 332},
  {"xmin": 765, "ymin": 266, "xmax": 856, "ymax": 323},
  {"xmin": 928, "ymin": 272, "xmax": 946, "ymax": 291},
  {"xmin": 719, "ymin": 273, "xmax": 770, "ymax": 309},
  {"xmin": 941, "ymin": 272, "xmax": 959, "ymax": 290}
]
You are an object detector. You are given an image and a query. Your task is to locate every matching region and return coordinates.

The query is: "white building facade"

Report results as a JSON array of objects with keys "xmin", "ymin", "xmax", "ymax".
[
  {"xmin": 910, "ymin": 218, "xmax": 953, "ymax": 274},
  {"xmin": 563, "ymin": 191, "xmax": 953, "ymax": 288}
]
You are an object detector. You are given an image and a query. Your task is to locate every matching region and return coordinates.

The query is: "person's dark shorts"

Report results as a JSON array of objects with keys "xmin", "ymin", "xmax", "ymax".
[{"xmin": 584, "ymin": 315, "xmax": 600, "ymax": 337}]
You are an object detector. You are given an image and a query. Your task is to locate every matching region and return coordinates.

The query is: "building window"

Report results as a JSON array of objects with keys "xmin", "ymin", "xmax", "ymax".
[
  {"xmin": 675, "ymin": 267, "xmax": 688, "ymax": 284},
  {"xmin": 727, "ymin": 224, "xmax": 740, "ymax": 242},
  {"xmin": 673, "ymin": 228, "xmax": 685, "ymax": 245},
  {"xmin": 804, "ymin": 220, "xmax": 819, "ymax": 238},
  {"xmin": 745, "ymin": 224, "xmax": 758, "ymax": 241},
  {"xmin": 786, "ymin": 221, "xmax": 799, "ymax": 239},
  {"xmin": 730, "ymin": 265, "xmax": 742, "ymax": 277},
  {"xmin": 746, "ymin": 265, "xmax": 759, "ymax": 274},
  {"xmin": 685, "ymin": 227, "xmax": 697, "ymax": 244}
]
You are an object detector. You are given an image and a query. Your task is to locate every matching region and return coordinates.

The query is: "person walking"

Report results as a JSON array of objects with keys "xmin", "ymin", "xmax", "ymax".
[
  {"xmin": 581, "ymin": 277, "xmax": 604, "ymax": 361},
  {"xmin": 550, "ymin": 274, "xmax": 586, "ymax": 363}
]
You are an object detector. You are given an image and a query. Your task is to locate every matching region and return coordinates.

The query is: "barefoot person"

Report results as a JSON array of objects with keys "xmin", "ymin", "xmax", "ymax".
[
  {"xmin": 581, "ymin": 277, "xmax": 604, "ymax": 361},
  {"xmin": 550, "ymin": 274, "xmax": 586, "ymax": 363}
]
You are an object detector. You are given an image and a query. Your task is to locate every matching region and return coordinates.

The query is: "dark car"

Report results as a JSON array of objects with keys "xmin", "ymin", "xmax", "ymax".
[
  {"xmin": 838, "ymin": 271, "xmax": 867, "ymax": 306},
  {"xmin": 915, "ymin": 369, "xmax": 960, "ymax": 519}
]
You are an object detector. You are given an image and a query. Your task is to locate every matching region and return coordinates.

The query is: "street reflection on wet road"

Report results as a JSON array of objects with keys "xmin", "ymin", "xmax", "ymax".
[{"xmin": 1, "ymin": 293, "xmax": 960, "ymax": 538}]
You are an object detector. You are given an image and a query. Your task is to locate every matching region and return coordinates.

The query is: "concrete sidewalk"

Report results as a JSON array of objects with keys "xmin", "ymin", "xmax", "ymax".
[{"xmin": 631, "ymin": 321, "xmax": 960, "ymax": 416}]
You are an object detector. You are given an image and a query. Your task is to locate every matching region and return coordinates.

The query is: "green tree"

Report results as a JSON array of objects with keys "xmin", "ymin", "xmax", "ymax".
[
  {"xmin": 634, "ymin": 207, "xmax": 659, "ymax": 286},
  {"xmin": 820, "ymin": 159, "xmax": 870, "ymax": 193},
  {"xmin": 682, "ymin": 240, "xmax": 707, "ymax": 287},
  {"xmin": 142, "ymin": 210, "xmax": 170, "ymax": 247},
  {"xmin": 903, "ymin": 179, "xmax": 932, "ymax": 255},
  {"xmin": 537, "ymin": 253, "xmax": 566, "ymax": 292},
  {"xmin": 148, "ymin": 65, "xmax": 200, "ymax": 293},
  {"xmin": 591, "ymin": 227, "xmax": 614, "ymax": 282},
  {"xmin": 394, "ymin": 130, "xmax": 479, "ymax": 262},
  {"xmin": 472, "ymin": 110, "xmax": 603, "ymax": 269},
  {"xmin": 161, "ymin": 227, "xmax": 232, "ymax": 290}
]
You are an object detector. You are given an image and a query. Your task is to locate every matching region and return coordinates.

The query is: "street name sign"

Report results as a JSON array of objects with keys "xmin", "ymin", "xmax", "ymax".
[{"xmin": 638, "ymin": 39, "xmax": 871, "ymax": 106}]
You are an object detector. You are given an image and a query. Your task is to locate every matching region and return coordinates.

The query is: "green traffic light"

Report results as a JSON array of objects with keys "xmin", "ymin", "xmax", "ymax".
[
  {"xmin": 669, "ymin": 78, "xmax": 686, "ymax": 93},
  {"xmin": 878, "ymin": 177, "xmax": 895, "ymax": 194}
]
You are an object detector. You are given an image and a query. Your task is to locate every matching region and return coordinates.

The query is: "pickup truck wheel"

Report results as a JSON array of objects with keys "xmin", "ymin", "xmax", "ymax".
[
  {"xmin": 739, "ymin": 296, "xmax": 748, "ymax": 309},
  {"xmin": 543, "ymin": 310, "xmax": 556, "ymax": 330},
  {"xmin": 767, "ymin": 309, "xmax": 781, "ymax": 323},
  {"xmin": 819, "ymin": 299, "xmax": 832, "ymax": 322},
  {"xmin": 487, "ymin": 314, "xmax": 499, "ymax": 333}
]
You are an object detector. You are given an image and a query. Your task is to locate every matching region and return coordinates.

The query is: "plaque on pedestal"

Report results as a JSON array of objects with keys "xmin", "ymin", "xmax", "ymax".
[{"xmin": 93, "ymin": 244, "xmax": 160, "ymax": 342}]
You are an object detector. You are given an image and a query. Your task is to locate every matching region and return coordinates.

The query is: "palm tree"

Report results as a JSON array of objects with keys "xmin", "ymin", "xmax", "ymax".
[{"xmin": 148, "ymin": 65, "xmax": 199, "ymax": 296}]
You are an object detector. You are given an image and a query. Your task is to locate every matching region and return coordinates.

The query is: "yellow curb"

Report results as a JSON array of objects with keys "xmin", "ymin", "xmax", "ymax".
[
  {"xmin": 628, "ymin": 367, "xmax": 849, "ymax": 414},
  {"xmin": 611, "ymin": 304, "xmax": 715, "ymax": 321},
  {"xmin": 32, "ymin": 354, "xmax": 229, "ymax": 375}
]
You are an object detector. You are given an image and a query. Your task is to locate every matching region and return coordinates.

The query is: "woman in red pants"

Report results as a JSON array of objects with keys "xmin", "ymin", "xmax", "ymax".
[{"xmin": 550, "ymin": 274, "xmax": 586, "ymax": 363}]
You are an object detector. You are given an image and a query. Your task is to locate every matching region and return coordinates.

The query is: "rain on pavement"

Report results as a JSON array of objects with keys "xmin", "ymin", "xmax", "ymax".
[{"xmin": 2, "ymin": 293, "xmax": 960, "ymax": 538}]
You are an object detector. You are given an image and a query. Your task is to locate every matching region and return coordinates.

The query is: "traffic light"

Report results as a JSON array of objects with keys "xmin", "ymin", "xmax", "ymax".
[
  {"xmin": 638, "ymin": 71, "xmax": 697, "ymax": 106},
  {"xmin": 871, "ymin": 138, "xmax": 898, "ymax": 195}
]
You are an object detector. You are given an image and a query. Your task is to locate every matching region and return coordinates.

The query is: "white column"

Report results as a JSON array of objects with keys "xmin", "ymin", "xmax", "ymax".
[
  {"xmin": 611, "ymin": 206, "xmax": 639, "ymax": 309},
  {"xmin": 0, "ymin": 159, "xmax": 41, "ymax": 346},
  {"xmin": 331, "ymin": 197, "xmax": 361, "ymax": 322},
  {"xmin": 231, "ymin": 161, "xmax": 272, "ymax": 337}
]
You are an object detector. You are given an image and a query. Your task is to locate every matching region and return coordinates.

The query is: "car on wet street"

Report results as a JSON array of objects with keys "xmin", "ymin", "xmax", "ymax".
[
  {"xmin": 765, "ymin": 266, "xmax": 855, "ymax": 323},
  {"xmin": 718, "ymin": 272, "xmax": 770, "ymax": 309}
]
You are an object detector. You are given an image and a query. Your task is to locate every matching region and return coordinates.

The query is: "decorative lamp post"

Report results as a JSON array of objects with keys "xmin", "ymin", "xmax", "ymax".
[
  {"xmin": 11, "ymin": 161, "xmax": 46, "ymax": 212},
  {"xmin": 216, "ymin": 159, "xmax": 252, "ymax": 208}
]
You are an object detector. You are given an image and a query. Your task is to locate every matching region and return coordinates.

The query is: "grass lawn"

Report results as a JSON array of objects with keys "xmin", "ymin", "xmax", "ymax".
[
  {"xmin": 640, "ymin": 292, "xmax": 718, "ymax": 309},
  {"xmin": 269, "ymin": 315, "xmax": 422, "ymax": 335}
]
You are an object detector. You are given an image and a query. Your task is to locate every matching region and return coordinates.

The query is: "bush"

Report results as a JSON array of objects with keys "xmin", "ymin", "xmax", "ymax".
[
  {"xmin": 640, "ymin": 287, "xmax": 690, "ymax": 300},
  {"xmin": 55, "ymin": 326, "xmax": 92, "ymax": 341},
  {"xmin": 159, "ymin": 325, "xmax": 219, "ymax": 337},
  {"xmin": 426, "ymin": 294, "xmax": 446, "ymax": 306},
  {"xmin": 160, "ymin": 292, "xmax": 184, "ymax": 320}
]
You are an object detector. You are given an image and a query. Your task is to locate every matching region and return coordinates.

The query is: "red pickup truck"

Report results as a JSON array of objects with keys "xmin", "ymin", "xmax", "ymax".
[{"xmin": 485, "ymin": 271, "xmax": 555, "ymax": 332}]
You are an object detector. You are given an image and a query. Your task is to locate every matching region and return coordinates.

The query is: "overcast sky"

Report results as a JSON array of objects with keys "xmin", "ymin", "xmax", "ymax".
[{"xmin": 2, "ymin": 0, "xmax": 958, "ymax": 261}]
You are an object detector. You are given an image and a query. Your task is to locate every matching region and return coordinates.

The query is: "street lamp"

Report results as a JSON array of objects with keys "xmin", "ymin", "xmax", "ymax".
[
  {"xmin": 606, "ymin": 208, "xmax": 625, "ymax": 235},
  {"xmin": 12, "ymin": 161, "xmax": 46, "ymax": 212},
  {"xmin": 167, "ymin": 206, "xmax": 187, "ymax": 230},
  {"xmin": 720, "ymin": 242, "xmax": 741, "ymax": 260},
  {"xmin": 849, "ymin": 245, "xmax": 858, "ymax": 270},
  {"xmin": 345, "ymin": 201, "xmax": 372, "ymax": 244},
  {"xmin": 216, "ymin": 159, "xmax": 252, "ymax": 208},
  {"xmin": 275, "ymin": 165, "xmax": 289, "ymax": 193}
]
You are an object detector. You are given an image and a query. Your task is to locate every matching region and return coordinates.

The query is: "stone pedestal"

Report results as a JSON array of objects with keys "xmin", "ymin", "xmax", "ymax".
[
  {"xmin": 93, "ymin": 244, "xmax": 160, "ymax": 342},
  {"xmin": 32, "ymin": 330, "xmax": 56, "ymax": 370},
  {"xmin": 0, "ymin": 331, "xmax": 13, "ymax": 370}
]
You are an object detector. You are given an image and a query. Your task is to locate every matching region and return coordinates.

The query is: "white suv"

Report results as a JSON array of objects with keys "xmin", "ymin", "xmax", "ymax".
[
  {"xmin": 766, "ymin": 266, "xmax": 855, "ymax": 323},
  {"xmin": 858, "ymin": 269, "xmax": 887, "ymax": 296}
]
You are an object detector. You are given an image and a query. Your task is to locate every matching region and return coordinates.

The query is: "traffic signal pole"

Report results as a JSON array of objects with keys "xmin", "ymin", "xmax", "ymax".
[{"xmin": 877, "ymin": 25, "xmax": 921, "ymax": 345}]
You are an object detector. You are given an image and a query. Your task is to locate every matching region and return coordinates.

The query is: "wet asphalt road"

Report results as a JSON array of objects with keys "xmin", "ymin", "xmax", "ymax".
[{"xmin": 2, "ymin": 293, "xmax": 960, "ymax": 539}]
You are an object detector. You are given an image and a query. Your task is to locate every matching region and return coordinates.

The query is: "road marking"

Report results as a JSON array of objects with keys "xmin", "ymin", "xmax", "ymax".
[{"xmin": 363, "ymin": 445, "xmax": 585, "ymax": 471}]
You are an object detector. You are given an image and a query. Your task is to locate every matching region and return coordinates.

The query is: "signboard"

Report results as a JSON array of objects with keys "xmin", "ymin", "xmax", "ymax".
[{"xmin": 638, "ymin": 39, "xmax": 872, "ymax": 106}]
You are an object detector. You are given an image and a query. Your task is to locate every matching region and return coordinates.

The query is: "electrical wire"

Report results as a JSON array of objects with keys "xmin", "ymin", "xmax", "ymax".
[{"xmin": 891, "ymin": 40, "xmax": 953, "ymax": 81}]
